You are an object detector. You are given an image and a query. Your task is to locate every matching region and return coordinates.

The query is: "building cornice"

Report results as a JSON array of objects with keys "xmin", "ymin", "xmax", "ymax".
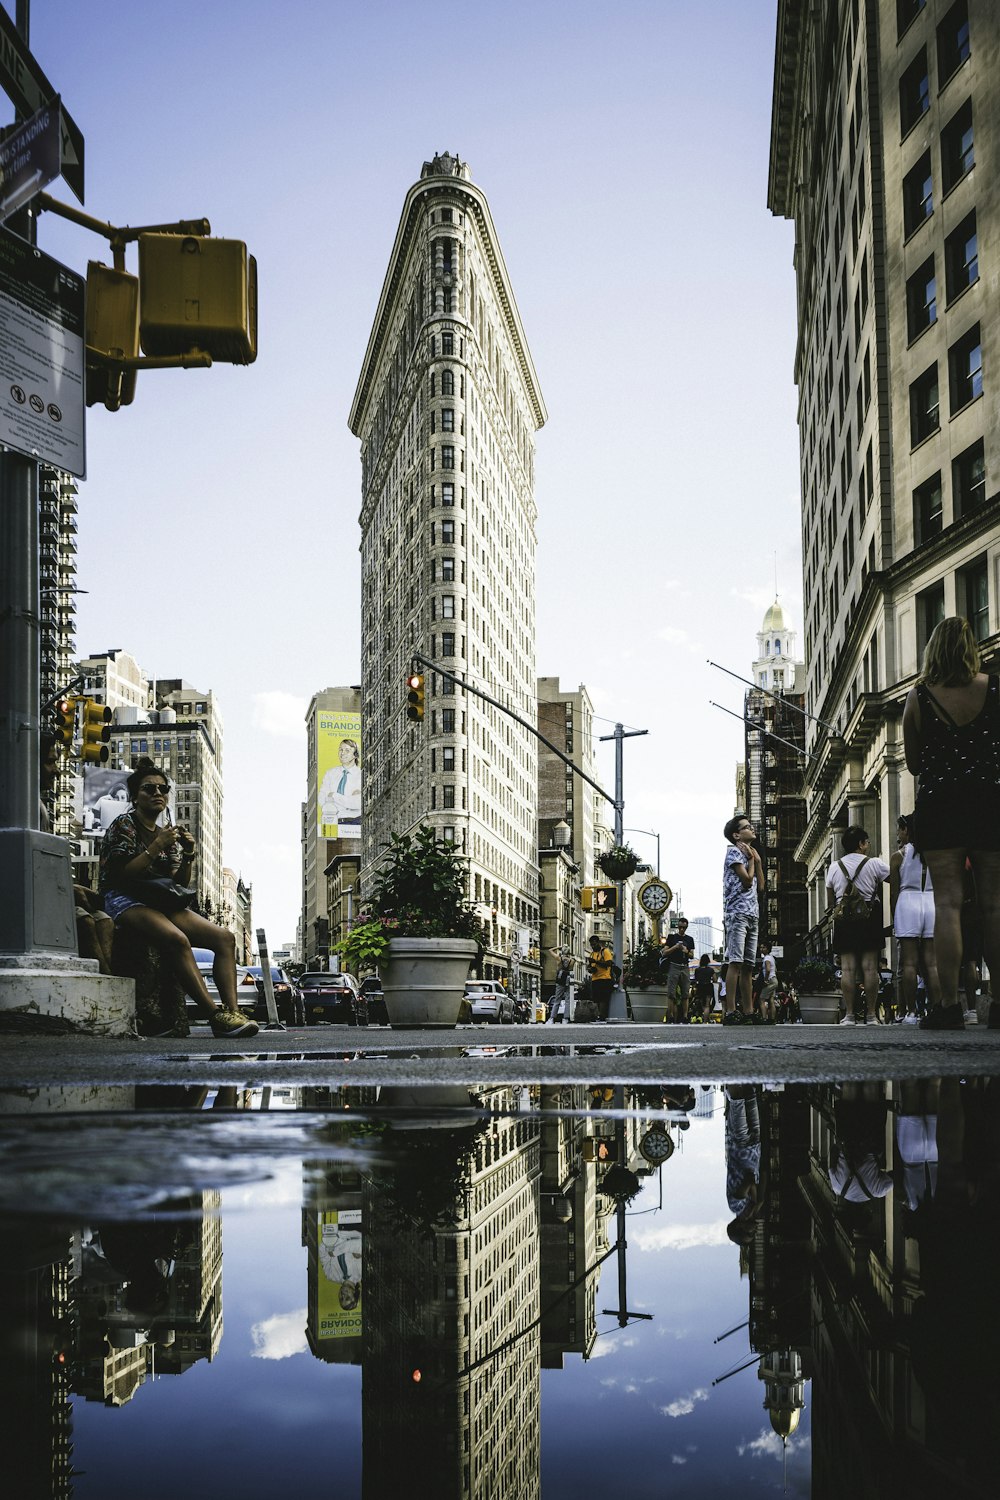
[
  {"xmin": 767, "ymin": 0, "xmax": 807, "ymax": 219},
  {"xmin": 348, "ymin": 172, "xmax": 547, "ymax": 437}
]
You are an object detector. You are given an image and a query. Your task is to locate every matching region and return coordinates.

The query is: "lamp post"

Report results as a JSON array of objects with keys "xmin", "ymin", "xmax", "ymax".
[{"xmin": 623, "ymin": 826, "xmax": 660, "ymax": 878}]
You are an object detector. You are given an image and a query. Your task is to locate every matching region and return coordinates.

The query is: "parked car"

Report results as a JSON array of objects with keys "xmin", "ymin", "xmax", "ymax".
[
  {"xmin": 465, "ymin": 979, "xmax": 515, "ymax": 1024},
  {"xmin": 359, "ymin": 976, "xmax": 388, "ymax": 1025},
  {"xmin": 299, "ymin": 970, "xmax": 366, "ymax": 1026},
  {"xmin": 244, "ymin": 965, "xmax": 305, "ymax": 1026}
]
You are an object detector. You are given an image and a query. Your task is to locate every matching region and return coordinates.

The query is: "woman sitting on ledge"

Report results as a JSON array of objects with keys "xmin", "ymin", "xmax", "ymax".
[{"xmin": 99, "ymin": 757, "xmax": 258, "ymax": 1039}]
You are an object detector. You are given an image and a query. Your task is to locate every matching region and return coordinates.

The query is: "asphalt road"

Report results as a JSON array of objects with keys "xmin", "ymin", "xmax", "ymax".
[{"xmin": 2, "ymin": 1019, "xmax": 998, "ymax": 1091}]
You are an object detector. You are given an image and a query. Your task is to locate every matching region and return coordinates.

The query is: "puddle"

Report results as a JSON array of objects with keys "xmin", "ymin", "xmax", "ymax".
[{"xmin": 1, "ymin": 1077, "xmax": 996, "ymax": 1498}]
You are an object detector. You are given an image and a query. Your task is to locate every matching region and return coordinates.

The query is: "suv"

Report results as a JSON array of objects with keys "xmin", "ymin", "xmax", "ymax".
[
  {"xmin": 465, "ymin": 979, "xmax": 515, "ymax": 1024},
  {"xmin": 299, "ymin": 971, "xmax": 366, "ymax": 1026},
  {"xmin": 244, "ymin": 965, "xmax": 305, "ymax": 1026}
]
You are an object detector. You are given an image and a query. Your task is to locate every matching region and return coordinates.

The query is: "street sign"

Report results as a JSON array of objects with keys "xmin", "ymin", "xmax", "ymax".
[
  {"xmin": 0, "ymin": 100, "xmax": 61, "ymax": 222},
  {"xmin": 0, "ymin": 224, "xmax": 85, "ymax": 476},
  {"xmin": 0, "ymin": 8, "xmax": 84, "ymax": 203}
]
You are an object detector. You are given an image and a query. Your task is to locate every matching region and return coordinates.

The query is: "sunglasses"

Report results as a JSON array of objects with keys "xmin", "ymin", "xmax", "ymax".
[{"xmin": 138, "ymin": 782, "xmax": 170, "ymax": 796}]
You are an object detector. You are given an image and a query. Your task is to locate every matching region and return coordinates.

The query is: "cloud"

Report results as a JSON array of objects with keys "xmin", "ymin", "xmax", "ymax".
[
  {"xmin": 661, "ymin": 1386, "xmax": 709, "ymax": 1418},
  {"xmin": 633, "ymin": 1220, "xmax": 730, "ymax": 1252},
  {"xmin": 589, "ymin": 1333, "xmax": 638, "ymax": 1360},
  {"xmin": 655, "ymin": 626, "xmax": 690, "ymax": 646},
  {"xmin": 252, "ymin": 691, "xmax": 308, "ymax": 738},
  {"xmin": 250, "ymin": 1309, "xmax": 308, "ymax": 1360},
  {"xmin": 737, "ymin": 1428, "xmax": 811, "ymax": 1459},
  {"xmin": 671, "ymin": 1455, "xmax": 688, "ymax": 1465}
]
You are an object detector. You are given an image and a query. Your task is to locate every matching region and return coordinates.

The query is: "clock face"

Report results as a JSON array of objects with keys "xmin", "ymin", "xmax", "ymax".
[{"xmin": 640, "ymin": 881, "xmax": 669, "ymax": 915}]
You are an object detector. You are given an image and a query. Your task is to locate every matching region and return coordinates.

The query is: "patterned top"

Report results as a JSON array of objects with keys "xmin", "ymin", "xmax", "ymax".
[
  {"xmin": 98, "ymin": 809, "xmax": 182, "ymax": 894},
  {"xmin": 723, "ymin": 843, "xmax": 758, "ymax": 918},
  {"xmin": 916, "ymin": 674, "xmax": 1000, "ymax": 803}
]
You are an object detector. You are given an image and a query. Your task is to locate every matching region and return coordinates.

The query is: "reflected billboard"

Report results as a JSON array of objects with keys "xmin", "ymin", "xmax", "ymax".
[
  {"xmin": 317, "ymin": 710, "xmax": 361, "ymax": 840},
  {"xmin": 317, "ymin": 1209, "xmax": 362, "ymax": 1341}
]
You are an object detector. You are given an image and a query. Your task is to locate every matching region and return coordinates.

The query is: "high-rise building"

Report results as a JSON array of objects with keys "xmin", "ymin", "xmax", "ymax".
[
  {"xmin": 302, "ymin": 686, "xmax": 362, "ymax": 969},
  {"xmin": 768, "ymin": 0, "xmax": 1000, "ymax": 941},
  {"xmin": 536, "ymin": 677, "xmax": 598, "ymax": 888},
  {"xmin": 349, "ymin": 152, "xmax": 547, "ymax": 979},
  {"xmin": 743, "ymin": 600, "xmax": 809, "ymax": 962}
]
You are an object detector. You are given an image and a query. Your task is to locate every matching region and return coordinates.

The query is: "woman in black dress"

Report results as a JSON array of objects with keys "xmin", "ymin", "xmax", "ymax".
[{"xmin": 902, "ymin": 618, "xmax": 1000, "ymax": 1029}]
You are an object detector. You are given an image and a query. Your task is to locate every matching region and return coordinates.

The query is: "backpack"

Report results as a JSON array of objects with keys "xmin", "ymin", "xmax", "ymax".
[
  {"xmin": 611, "ymin": 963, "xmax": 622, "ymax": 985},
  {"xmin": 832, "ymin": 856, "xmax": 877, "ymax": 921}
]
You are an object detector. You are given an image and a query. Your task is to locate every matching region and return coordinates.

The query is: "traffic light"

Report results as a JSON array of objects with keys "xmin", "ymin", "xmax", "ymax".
[
  {"xmin": 55, "ymin": 696, "xmax": 76, "ymax": 751},
  {"xmin": 138, "ymin": 233, "xmax": 258, "ymax": 364},
  {"xmin": 582, "ymin": 1137, "xmax": 613, "ymax": 1163},
  {"xmin": 405, "ymin": 672, "xmax": 425, "ymax": 722},
  {"xmin": 80, "ymin": 699, "xmax": 112, "ymax": 764},
  {"xmin": 86, "ymin": 261, "xmax": 139, "ymax": 409},
  {"xmin": 593, "ymin": 886, "xmax": 617, "ymax": 912}
]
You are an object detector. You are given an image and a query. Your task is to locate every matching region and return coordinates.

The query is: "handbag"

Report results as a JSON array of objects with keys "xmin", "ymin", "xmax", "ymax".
[{"xmin": 125, "ymin": 876, "xmax": 197, "ymax": 914}]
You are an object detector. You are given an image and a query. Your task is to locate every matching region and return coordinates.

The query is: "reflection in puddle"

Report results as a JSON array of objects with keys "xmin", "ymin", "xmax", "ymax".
[{"xmin": 1, "ymin": 1078, "xmax": 998, "ymax": 1497}]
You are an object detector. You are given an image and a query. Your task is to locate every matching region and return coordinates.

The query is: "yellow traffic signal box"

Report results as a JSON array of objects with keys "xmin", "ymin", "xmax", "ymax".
[
  {"xmin": 582, "ymin": 886, "xmax": 617, "ymax": 912},
  {"xmin": 86, "ymin": 262, "xmax": 139, "ymax": 408},
  {"xmin": 55, "ymin": 697, "xmax": 76, "ymax": 751},
  {"xmin": 406, "ymin": 673, "xmax": 425, "ymax": 722},
  {"xmin": 80, "ymin": 700, "xmax": 112, "ymax": 764},
  {"xmin": 138, "ymin": 234, "xmax": 258, "ymax": 363}
]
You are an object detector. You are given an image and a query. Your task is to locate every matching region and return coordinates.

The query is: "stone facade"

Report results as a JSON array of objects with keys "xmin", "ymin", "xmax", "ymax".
[{"xmin": 768, "ymin": 0, "xmax": 1000, "ymax": 939}]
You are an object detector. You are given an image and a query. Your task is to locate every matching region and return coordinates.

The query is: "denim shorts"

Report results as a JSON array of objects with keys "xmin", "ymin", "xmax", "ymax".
[
  {"xmin": 103, "ymin": 889, "xmax": 143, "ymax": 924},
  {"xmin": 724, "ymin": 911, "xmax": 758, "ymax": 966}
]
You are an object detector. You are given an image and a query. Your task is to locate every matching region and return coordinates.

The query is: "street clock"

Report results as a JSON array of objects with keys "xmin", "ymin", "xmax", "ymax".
[
  {"xmin": 639, "ymin": 1125, "xmax": 675, "ymax": 1165},
  {"xmin": 637, "ymin": 878, "xmax": 673, "ymax": 918}
]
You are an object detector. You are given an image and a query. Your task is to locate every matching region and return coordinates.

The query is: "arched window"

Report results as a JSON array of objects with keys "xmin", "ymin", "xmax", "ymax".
[
  {"xmin": 765, "ymin": 641, "xmax": 771, "ymax": 655},
  {"xmin": 774, "ymin": 639, "xmax": 781, "ymax": 654}
]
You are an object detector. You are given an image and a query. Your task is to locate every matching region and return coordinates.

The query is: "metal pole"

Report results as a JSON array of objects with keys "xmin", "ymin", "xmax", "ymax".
[{"xmin": 599, "ymin": 724, "xmax": 647, "ymax": 1021}]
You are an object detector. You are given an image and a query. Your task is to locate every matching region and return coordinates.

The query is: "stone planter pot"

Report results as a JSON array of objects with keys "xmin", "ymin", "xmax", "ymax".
[
  {"xmin": 628, "ymin": 985, "xmax": 672, "ymax": 1023},
  {"xmin": 797, "ymin": 990, "xmax": 841, "ymax": 1024},
  {"xmin": 380, "ymin": 937, "xmax": 479, "ymax": 1029}
]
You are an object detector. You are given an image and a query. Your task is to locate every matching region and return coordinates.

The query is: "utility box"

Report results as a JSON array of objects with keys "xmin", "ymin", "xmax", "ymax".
[
  {"xmin": 138, "ymin": 233, "xmax": 257, "ymax": 363},
  {"xmin": 86, "ymin": 261, "xmax": 139, "ymax": 407}
]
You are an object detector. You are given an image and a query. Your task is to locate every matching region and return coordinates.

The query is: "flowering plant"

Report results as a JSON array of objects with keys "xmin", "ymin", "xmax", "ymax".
[
  {"xmin": 792, "ymin": 955, "xmax": 838, "ymax": 992},
  {"xmin": 623, "ymin": 937, "xmax": 667, "ymax": 990}
]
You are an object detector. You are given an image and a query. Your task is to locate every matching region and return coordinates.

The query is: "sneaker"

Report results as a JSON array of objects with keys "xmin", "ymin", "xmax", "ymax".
[
  {"xmin": 210, "ymin": 1008, "xmax": 260, "ymax": 1039},
  {"xmin": 919, "ymin": 1004, "xmax": 964, "ymax": 1031},
  {"xmin": 838, "ymin": 1015, "xmax": 856, "ymax": 1026},
  {"xmin": 865, "ymin": 1014, "xmax": 881, "ymax": 1025},
  {"xmin": 721, "ymin": 1010, "xmax": 745, "ymax": 1026},
  {"xmin": 963, "ymin": 1010, "xmax": 978, "ymax": 1026},
  {"xmin": 902, "ymin": 1013, "xmax": 921, "ymax": 1025}
]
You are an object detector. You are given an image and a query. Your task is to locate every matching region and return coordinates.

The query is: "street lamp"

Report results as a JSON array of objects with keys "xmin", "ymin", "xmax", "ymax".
[{"xmin": 623, "ymin": 826, "xmax": 660, "ymax": 877}]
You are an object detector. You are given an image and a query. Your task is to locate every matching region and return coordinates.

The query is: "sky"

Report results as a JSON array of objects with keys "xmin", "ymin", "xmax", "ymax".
[{"xmin": 21, "ymin": 0, "xmax": 804, "ymax": 947}]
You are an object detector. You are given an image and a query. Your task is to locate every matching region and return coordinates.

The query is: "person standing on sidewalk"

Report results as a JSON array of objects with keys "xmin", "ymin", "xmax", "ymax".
[
  {"xmin": 721, "ymin": 816, "xmax": 764, "ymax": 1025},
  {"xmin": 891, "ymin": 813, "xmax": 940, "ymax": 1025},
  {"xmin": 586, "ymin": 934, "xmax": 614, "ymax": 1021},
  {"xmin": 825, "ymin": 826, "xmax": 889, "ymax": 1026},
  {"xmin": 547, "ymin": 948, "xmax": 573, "ymax": 1023},
  {"xmin": 661, "ymin": 918, "xmax": 695, "ymax": 1021},
  {"xmin": 758, "ymin": 943, "xmax": 779, "ymax": 1022}
]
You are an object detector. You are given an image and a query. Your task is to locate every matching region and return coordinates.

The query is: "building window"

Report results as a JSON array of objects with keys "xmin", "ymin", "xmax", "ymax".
[
  {"xmin": 441, "ymin": 518, "xmax": 455, "ymax": 543},
  {"xmin": 441, "ymin": 708, "xmax": 456, "ymax": 733},
  {"xmin": 440, "ymin": 632, "xmax": 455, "ymax": 657},
  {"xmin": 944, "ymin": 210, "xmax": 978, "ymax": 302},
  {"xmin": 441, "ymin": 446, "xmax": 454, "ymax": 469},
  {"xmin": 441, "ymin": 594, "xmax": 455, "ymax": 619},
  {"xmin": 441, "ymin": 369, "xmax": 454, "ymax": 396},
  {"xmin": 917, "ymin": 580, "xmax": 946, "ymax": 660},
  {"xmin": 906, "ymin": 255, "xmax": 936, "ymax": 340},
  {"xmin": 441, "ymin": 332, "xmax": 454, "ymax": 355},
  {"xmin": 441, "ymin": 408, "xmax": 455, "ymax": 432},
  {"xmin": 441, "ymin": 556, "xmax": 455, "ymax": 581},
  {"xmin": 899, "ymin": 47, "xmax": 930, "ymax": 136},
  {"xmin": 913, "ymin": 472, "xmax": 943, "ymax": 543},
  {"xmin": 441, "ymin": 482, "xmax": 454, "ymax": 506},
  {"xmin": 952, "ymin": 437, "xmax": 985, "ymax": 518},
  {"xmin": 909, "ymin": 363, "xmax": 939, "ymax": 445},
  {"xmin": 941, "ymin": 99, "xmax": 974, "ymax": 193},
  {"xmin": 442, "ymin": 747, "xmax": 455, "ymax": 771},
  {"xmin": 903, "ymin": 152, "xmax": 933, "ymax": 236},
  {"xmin": 948, "ymin": 323, "xmax": 982, "ymax": 412},
  {"xmin": 441, "ymin": 825, "xmax": 456, "ymax": 844},
  {"xmin": 937, "ymin": 1, "xmax": 970, "ymax": 85},
  {"xmin": 442, "ymin": 784, "xmax": 455, "ymax": 809},
  {"xmin": 959, "ymin": 554, "xmax": 989, "ymax": 641},
  {"xmin": 897, "ymin": 0, "xmax": 925, "ymax": 39}
]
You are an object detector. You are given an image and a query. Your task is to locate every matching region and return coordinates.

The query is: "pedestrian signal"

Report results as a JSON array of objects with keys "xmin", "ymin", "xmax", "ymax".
[
  {"xmin": 593, "ymin": 886, "xmax": 617, "ymax": 912},
  {"xmin": 582, "ymin": 1138, "xmax": 613, "ymax": 1163},
  {"xmin": 55, "ymin": 697, "xmax": 76, "ymax": 751},
  {"xmin": 406, "ymin": 673, "xmax": 425, "ymax": 722},
  {"xmin": 80, "ymin": 700, "xmax": 112, "ymax": 764}
]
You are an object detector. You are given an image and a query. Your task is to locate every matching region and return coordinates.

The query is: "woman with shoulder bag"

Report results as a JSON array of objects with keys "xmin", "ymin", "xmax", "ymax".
[
  {"xmin": 825, "ymin": 825, "xmax": 889, "ymax": 1026},
  {"xmin": 99, "ymin": 757, "xmax": 258, "ymax": 1038}
]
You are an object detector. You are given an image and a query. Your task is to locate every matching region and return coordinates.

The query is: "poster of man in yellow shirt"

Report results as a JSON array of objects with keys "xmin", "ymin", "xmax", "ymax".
[{"xmin": 317, "ymin": 710, "xmax": 362, "ymax": 840}]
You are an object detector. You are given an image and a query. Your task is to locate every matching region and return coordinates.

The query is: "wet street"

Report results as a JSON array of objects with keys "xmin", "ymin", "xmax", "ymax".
[{"xmin": 2, "ymin": 1024, "xmax": 999, "ymax": 1498}]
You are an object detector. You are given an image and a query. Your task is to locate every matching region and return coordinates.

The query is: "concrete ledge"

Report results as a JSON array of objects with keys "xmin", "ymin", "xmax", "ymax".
[{"xmin": 0, "ymin": 969, "xmax": 135, "ymax": 1037}]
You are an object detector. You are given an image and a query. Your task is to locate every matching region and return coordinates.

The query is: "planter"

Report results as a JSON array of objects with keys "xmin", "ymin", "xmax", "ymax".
[
  {"xmin": 380, "ymin": 937, "xmax": 479, "ymax": 1029},
  {"xmin": 628, "ymin": 984, "xmax": 672, "ymax": 1023},
  {"xmin": 599, "ymin": 856, "xmax": 638, "ymax": 881},
  {"xmin": 797, "ymin": 991, "xmax": 841, "ymax": 1025}
]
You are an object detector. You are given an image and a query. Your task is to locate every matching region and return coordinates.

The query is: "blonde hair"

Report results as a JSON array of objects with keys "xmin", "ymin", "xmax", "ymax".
[{"xmin": 921, "ymin": 616, "xmax": 980, "ymax": 686}]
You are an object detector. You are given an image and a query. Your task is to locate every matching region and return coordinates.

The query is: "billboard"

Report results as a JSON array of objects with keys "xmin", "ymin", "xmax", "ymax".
[
  {"xmin": 80, "ymin": 766, "xmax": 176, "ymax": 838},
  {"xmin": 317, "ymin": 710, "xmax": 361, "ymax": 840},
  {"xmin": 316, "ymin": 1210, "xmax": 362, "ymax": 1341}
]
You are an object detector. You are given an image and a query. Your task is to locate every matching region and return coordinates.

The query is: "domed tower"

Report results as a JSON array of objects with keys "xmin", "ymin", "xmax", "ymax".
[
  {"xmin": 752, "ymin": 598, "xmax": 799, "ymax": 693},
  {"xmin": 758, "ymin": 1346, "xmax": 806, "ymax": 1443}
]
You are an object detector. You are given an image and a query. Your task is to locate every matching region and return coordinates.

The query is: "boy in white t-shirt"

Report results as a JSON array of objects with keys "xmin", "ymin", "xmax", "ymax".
[{"xmin": 825, "ymin": 825, "xmax": 890, "ymax": 1025}]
